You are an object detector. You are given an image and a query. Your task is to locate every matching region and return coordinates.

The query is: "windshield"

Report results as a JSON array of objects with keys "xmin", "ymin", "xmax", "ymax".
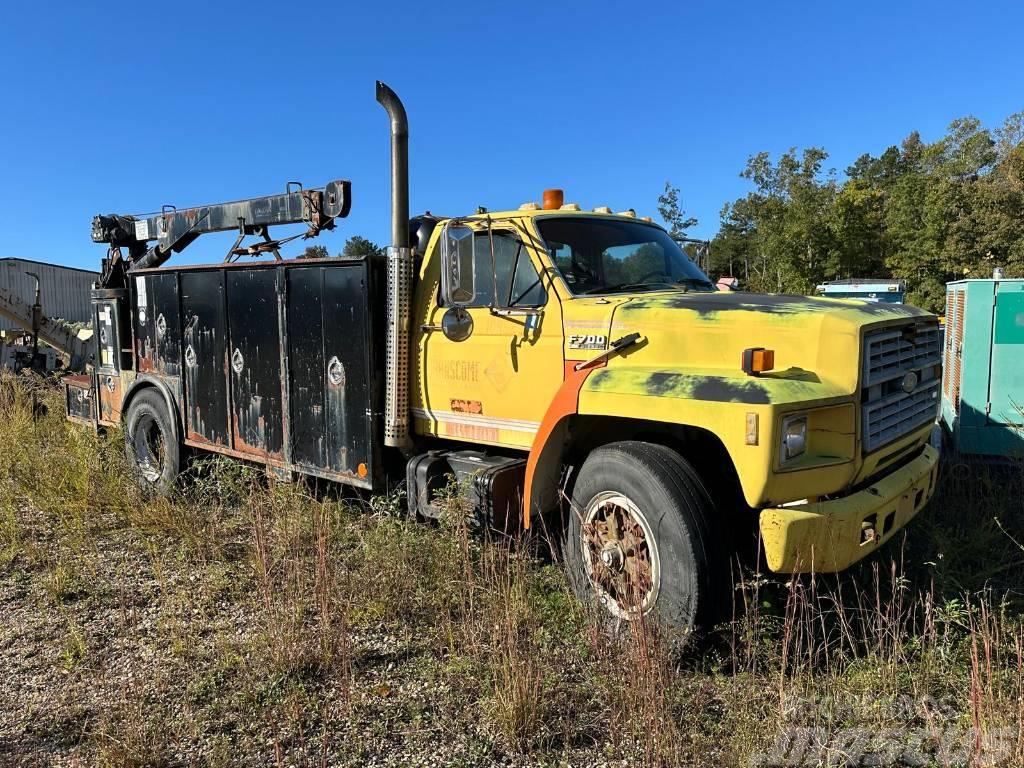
[{"xmin": 536, "ymin": 216, "xmax": 714, "ymax": 296}]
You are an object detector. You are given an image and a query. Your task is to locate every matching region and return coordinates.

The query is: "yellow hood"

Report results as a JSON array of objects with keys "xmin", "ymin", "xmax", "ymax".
[{"xmin": 578, "ymin": 290, "xmax": 934, "ymax": 404}]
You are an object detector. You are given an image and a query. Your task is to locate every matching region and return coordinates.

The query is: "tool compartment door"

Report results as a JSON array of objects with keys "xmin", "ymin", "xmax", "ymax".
[
  {"xmin": 134, "ymin": 273, "xmax": 182, "ymax": 378},
  {"xmin": 286, "ymin": 262, "xmax": 374, "ymax": 483},
  {"xmin": 181, "ymin": 272, "xmax": 230, "ymax": 446},
  {"xmin": 226, "ymin": 269, "xmax": 285, "ymax": 459}
]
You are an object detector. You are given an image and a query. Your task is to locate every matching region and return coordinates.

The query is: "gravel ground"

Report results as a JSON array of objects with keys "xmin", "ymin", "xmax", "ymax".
[{"xmin": 0, "ymin": 502, "xmax": 634, "ymax": 768}]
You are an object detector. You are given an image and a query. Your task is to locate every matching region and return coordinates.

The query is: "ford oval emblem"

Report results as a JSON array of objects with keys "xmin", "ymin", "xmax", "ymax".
[{"xmin": 901, "ymin": 371, "xmax": 919, "ymax": 394}]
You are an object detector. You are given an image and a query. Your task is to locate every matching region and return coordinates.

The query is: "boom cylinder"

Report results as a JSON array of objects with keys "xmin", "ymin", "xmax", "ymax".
[{"xmin": 376, "ymin": 81, "xmax": 413, "ymax": 449}]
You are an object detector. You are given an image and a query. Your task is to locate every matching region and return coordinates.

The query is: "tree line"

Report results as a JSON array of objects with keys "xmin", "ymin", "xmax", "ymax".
[
  {"xmin": 299, "ymin": 235, "xmax": 383, "ymax": 261},
  {"xmin": 685, "ymin": 110, "xmax": 1024, "ymax": 312},
  {"xmin": 307, "ymin": 109, "xmax": 1024, "ymax": 315}
]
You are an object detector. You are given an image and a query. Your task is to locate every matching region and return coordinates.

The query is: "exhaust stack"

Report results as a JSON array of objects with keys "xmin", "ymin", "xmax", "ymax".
[{"xmin": 376, "ymin": 81, "xmax": 413, "ymax": 449}]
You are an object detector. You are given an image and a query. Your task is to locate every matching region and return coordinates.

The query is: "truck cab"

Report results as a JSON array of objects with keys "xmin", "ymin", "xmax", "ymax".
[
  {"xmin": 406, "ymin": 202, "xmax": 940, "ymax": 625},
  {"xmin": 70, "ymin": 83, "xmax": 941, "ymax": 634}
]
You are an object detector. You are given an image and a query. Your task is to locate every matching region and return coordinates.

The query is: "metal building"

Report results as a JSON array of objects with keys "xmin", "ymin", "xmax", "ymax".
[{"xmin": 0, "ymin": 258, "xmax": 97, "ymax": 331}]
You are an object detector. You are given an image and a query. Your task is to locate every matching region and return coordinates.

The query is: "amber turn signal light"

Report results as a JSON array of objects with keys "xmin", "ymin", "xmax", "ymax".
[
  {"xmin": 741, "ymin": 347, "xmax": 775, "ymax": 376},
  {"xmin": 542, "ymin": 188, "xmax": 564, "ymax": 210}
]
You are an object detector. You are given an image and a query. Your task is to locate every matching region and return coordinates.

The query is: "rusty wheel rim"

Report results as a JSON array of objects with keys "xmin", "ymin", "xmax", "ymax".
[{"xmin": 580, "ymin": 491, "xmax": 660, "ymax": 619}]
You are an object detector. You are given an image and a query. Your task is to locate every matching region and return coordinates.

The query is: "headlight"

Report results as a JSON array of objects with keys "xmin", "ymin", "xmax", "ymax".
[{"xmin": 780, "ymin": 415, "xmax": 807, "ymax": 462}]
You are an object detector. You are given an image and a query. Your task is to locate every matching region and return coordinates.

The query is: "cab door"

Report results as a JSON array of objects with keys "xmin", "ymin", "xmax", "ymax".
[{"xmin": 412, "ymin": 223, "xmax": 564, "ymax": 450}]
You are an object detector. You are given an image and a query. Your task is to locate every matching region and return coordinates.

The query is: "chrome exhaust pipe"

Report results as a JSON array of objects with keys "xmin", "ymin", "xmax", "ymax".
[
  {"xmin": 376, "ymin": 81, "xmax": 413, "ymax": 449},
  {"xmin": 376, "ymin": 81, "xmax": 409, "ymax": 250}
]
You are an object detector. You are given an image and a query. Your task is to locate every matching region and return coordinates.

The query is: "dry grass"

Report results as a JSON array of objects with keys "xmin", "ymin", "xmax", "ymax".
[{"xmin": 1, "ymin": 371, "xmax": 1023, "ymax": 767}]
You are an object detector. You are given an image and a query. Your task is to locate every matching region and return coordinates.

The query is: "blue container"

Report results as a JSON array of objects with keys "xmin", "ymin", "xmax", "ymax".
[
  {"xmin": 941, "ymin": 278, "xmax": 1024, "ymax": 457},
  {"xmin": 816, "ymin": 279, "xmax": 906, "ymax": 304}
]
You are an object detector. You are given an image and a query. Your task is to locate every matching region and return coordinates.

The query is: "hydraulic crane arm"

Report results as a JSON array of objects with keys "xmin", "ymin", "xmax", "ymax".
[
  {"xmin": 92, "ymin": 179, "xmax": 352, "ymax": 271},
  {"xmin": 0, "ymin": 287, "xmax": 90, "ymax": 371}
]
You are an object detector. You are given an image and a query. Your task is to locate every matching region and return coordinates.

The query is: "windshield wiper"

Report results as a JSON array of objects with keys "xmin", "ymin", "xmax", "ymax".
[
  {"xmin": 676, "ymin": 277, "xmax": 716, "ymax": 290},
  {"xmin": 580, "ymin": 282, "xmax": 674, "ymax": 295}
]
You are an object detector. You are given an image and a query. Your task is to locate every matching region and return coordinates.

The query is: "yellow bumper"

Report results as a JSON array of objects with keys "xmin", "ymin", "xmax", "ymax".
[{"xmin": 759, "ymin": 444, "xmax": 940, "ymax": 573}]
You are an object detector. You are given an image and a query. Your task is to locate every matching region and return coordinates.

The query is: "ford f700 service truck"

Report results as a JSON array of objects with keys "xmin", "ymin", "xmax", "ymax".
[{"xmin": 65, "ymin": 82, "xmax": 941, "ymax": 631}]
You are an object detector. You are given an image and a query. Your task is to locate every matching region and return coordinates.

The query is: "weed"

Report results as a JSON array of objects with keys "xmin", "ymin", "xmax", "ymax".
[
  {"xmin": 60, "ymin": 616, "xmax": 87, "ymax": 669},
  {"xmin": 45, "ymin": 559, "xmax": 88, "ymax": 603},
  {"xmin": 2, "ymin": 374, "xmax": 1023, "ymax": 766}
]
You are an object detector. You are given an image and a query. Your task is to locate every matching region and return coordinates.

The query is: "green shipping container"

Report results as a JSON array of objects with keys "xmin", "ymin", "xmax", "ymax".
[{"xmin": 941, "ymin": 278, "xmax": 1024, "ymax": 457}]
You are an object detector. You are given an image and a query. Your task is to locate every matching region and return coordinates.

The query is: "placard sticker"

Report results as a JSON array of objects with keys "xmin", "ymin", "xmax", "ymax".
[
  {"xmin": 135, "ymin": 276, "xmax": 147, "ymax": 308},
  {"xmin": 134, "ymin": 219, "xmax": 150, "ymax": 240}
]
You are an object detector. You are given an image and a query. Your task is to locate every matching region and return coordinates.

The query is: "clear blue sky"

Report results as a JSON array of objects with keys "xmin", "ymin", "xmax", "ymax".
[{"xmin": 2, "ymin": 1, "xmax": 1022, "ymax": 271}]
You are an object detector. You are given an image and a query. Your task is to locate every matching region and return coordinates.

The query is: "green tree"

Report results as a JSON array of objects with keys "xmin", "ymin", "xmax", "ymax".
[
  {"xmin": 298, "ymin": 244, "xmax": 329, "ymax": 259},
  {"xmin": 716, "ymin": 148, "xmax": 838, "ymax": 293},
  {"xmin": 706, "ymin": 109, "xmax": 1024, "ymax": 312},
  {"xmin": 342, "ymin": 235, "xmax": 385, "ymax": 259},
  {"xmin": 657, "ymin": 182, "xmax": 698, "ymax": 239}
]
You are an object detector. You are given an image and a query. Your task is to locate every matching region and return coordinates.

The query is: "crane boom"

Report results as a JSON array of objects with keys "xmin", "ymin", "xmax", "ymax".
[{"xmin": 91, "ymin": 179, "xmax": 352, "ymax": 271}]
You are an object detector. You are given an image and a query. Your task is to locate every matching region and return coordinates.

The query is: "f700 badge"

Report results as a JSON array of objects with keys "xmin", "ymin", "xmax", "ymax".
[{"xmin": 569, "ymin": 334, "xmax": 608, "ymax": 350}]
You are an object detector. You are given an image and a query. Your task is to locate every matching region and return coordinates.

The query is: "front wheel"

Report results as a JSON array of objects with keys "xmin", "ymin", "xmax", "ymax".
[
  {"xmin": 564, "ymin": 441, "xmax": 723, "ymax": 633},
  {"xmin": 124, "ymin": 388, "xmax": 180, "ymax": 494}
]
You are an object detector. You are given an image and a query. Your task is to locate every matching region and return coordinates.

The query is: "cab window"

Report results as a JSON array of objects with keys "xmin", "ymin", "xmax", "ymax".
[
  {"xmin": 539, "ymin": 216, "xmax": 714, "ymax": 295},
  {"xmin": 468, "ymin": 231, "xmax": 546, "ymax": 307}
]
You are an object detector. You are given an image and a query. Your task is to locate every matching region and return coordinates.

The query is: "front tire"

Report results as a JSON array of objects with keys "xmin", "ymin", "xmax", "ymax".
[
  {"xmin": 124, "ymin": 388, "xmax": 180, "ymax": 494},
  {"xmin": 564, "ymin": 441, "xmax": 722, "ymax": 633}
]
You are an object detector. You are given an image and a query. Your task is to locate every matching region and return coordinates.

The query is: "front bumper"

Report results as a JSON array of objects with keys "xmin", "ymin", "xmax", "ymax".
[{"xmin": 759, "ymin": 444, "xmax": 939, "ymax": 573}]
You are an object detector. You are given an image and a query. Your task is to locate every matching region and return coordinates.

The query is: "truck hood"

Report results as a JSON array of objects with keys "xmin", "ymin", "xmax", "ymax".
[{"xmin": 589, "ymin": 290, "xmax": 935, "ymax": 402}]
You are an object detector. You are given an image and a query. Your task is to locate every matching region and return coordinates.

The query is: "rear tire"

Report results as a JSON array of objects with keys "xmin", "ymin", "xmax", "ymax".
[
  {"xmin": 124, "ymin": 388, "xmax": 180, "ymax": 494},
  {"xmin": 564, "ymin": 441, "xmax": 724, "ymax": 634}
]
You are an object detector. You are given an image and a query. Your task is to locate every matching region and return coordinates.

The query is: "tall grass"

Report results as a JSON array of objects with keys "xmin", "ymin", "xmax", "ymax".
[{"xmin": 2, "ymin": 371, "xmax": 1023, "ymax": 766}]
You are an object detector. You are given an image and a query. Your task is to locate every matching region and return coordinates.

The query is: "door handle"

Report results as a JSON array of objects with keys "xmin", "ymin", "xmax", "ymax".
[{"xmin": 326, "ymin": 356, "xmax": 345, "ymax": 386}]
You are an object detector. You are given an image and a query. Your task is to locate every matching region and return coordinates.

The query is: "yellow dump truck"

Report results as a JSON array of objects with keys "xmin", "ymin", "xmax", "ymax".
[{"xmin": 67, "ymin": 82, "xmax": 941, "ymax": 631}]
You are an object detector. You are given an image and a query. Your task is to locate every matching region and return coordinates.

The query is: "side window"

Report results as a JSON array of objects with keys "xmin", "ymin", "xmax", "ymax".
[{"xmin": 469, "ymin": 232, "xmax": 546, "ymax": 308}]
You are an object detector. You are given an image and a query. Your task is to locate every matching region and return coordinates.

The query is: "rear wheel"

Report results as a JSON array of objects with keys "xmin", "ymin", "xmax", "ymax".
[
  {"xmin": 124, "ymin": 388, "xmax": 180, "ymax": 494},
  {"xmin": 564, "ymin": 441, "xmax": 723, "ymax": 633}
]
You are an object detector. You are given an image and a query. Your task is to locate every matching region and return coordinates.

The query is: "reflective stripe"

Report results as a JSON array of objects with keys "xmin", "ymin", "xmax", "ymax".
[{"xmin": 410, "ymin": 408, "xmax": 540, "ymax": 434}]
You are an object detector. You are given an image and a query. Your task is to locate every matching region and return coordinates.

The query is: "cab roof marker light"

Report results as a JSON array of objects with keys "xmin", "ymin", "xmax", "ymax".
[
  {"xmin": 617, "ymin": 209, "xmax": 637, "ymax": 218},
  {"xmin": 593, "ymin": 206, "xmax": 612, "ymax": 214},
  {"xmin": 542, "ymin": 188, "xmax": 564, "ymax": 210},
  {"xmin": 742, "ymin": 347, "xmax": 775, "ymax": 376},
  {"xmin": 559, "ymin": 203, "xmax": 581, "ymax": 211},
  {"xmin": 519, "ymin": 202, "xmax": 540, "ymax": 211}
]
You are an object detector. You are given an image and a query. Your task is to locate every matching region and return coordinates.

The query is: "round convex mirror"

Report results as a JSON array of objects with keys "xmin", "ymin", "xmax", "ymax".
[{"xmin": 442, "ymin": 307, "xmax": 474, "ymax": 342}]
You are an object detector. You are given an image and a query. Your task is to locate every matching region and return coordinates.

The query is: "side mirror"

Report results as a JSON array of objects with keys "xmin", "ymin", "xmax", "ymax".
[
  {"xmin": 440, "ymin": 225, "xmax": 475, "ymax": 306},
  {"xmin": 441, "ymin": 307, "xmax": 474, "ymax": 342}
]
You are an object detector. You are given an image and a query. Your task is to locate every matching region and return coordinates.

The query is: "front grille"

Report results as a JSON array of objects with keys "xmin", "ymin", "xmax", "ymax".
[
  {"xmin": 863, "ymin": 324, "xmax": 942, "ymax": 387},
  {"xmin": 862, "ymin": 321, "xmax": 941, "ymax": 453}
]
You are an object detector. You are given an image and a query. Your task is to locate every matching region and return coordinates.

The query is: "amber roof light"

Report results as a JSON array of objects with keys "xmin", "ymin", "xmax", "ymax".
[{"xmin": 542, "ymin": 188, "xmax": 564, "ymax": 210}]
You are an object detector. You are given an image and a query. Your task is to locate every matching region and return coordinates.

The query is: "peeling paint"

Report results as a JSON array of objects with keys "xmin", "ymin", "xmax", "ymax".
[
  {"xmin": 586, "ymin": 367, "xmax": 849, "ymax": 405},
  {"xmin": 619, "ymin": 292, "xmax": 931, "ymax": 321}
]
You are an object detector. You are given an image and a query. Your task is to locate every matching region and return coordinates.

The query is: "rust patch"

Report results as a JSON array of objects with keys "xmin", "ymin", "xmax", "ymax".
[
  {"xmin": 137, "ymin": 336, "xmax": 154, "ymax": 373},
  {"xmin": 450, "ymin": 398, "xmax": 483, "ymax": 415},
  {"xmin": 232, "ymin": 395, "xmax": 284, "ymax": 461},
  {"xmin": 97, "ymin": 373, "xmax": 124, "ymax": 424}
]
